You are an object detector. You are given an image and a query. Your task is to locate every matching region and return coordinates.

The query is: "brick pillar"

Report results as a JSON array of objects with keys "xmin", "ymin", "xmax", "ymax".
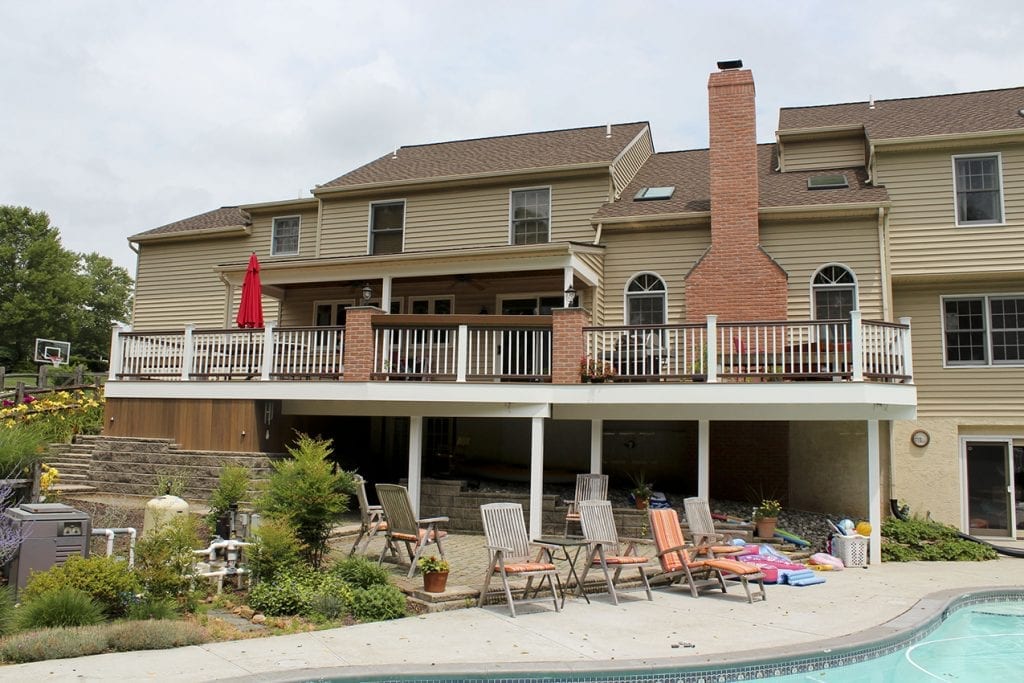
[
  {"xmin": 552, "ymin": 307, "xmax": 589, "ymax": 384},
  {"xmin": 342, "ymin": 306, "xmax": 380, "ymax": 382},
  {"xmin": 686, "ymin": 64, "xmax": 787, "ymax": 323}
]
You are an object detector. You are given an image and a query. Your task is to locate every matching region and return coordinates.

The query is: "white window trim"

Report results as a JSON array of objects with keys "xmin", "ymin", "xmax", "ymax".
[
  {"xmin": 940, "ymin": 292, "xmax": 1024, "ymax": 368},
  {"xmin": 271, "ymin": 215, "xmax": 301, "ymax": 256},
  {"xmin": 808, "ymin": 263, "xmax": 859, "ymax": 320},
  {"xmin": 508, "ymin": 185, "xmax": 552, "ymax": 245},
  {"xmin": 312, "ymin": 299, "xmax": 355, "ymax": 326},
  {"xmin": 367, "ymin": 199, "xmax": 407, "ymax": 255},
  {"xmin": 623, "ymin": 271, "xmax": 668, "ymax": 326},
  {"xmin": 408, "ymin": 295, "xmax": 454, "ymax": 314},
  {"xmin": 951, "ymin": 152, "xmax": 1006, "ymax": 227}
]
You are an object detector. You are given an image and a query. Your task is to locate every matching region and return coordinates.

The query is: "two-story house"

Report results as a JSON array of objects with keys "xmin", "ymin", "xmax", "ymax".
[{"xmin": 107, "ymin": 62, "xmax": 1024, "ymax": 557}]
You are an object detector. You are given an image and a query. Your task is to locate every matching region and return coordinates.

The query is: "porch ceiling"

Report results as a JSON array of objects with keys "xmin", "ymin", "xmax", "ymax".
[{"xmin": 106, "ymin": 380, "xmax": 916, "ymax": 421}]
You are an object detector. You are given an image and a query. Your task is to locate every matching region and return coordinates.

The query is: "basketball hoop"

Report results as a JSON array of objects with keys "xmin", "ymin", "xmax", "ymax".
[{"xmin": 46, "ymin": 354, "xmax": 62, "ymax": 368}]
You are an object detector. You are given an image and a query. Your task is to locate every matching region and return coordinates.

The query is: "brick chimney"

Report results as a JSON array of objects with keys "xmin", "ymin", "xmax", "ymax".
[{"xmin": 685, "ymin": 61, "xmax": 787, "ymax": 322}]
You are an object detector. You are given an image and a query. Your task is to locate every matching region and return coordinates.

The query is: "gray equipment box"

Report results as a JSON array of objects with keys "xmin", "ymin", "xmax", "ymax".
[{"xmin": 4, "ymin": 503, "xmax": 91, "ymax": 591}]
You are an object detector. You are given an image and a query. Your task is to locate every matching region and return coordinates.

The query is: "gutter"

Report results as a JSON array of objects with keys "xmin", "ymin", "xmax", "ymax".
[{"xmin": 129, "ymin": 223, "xmax": 251, "ymax": 245}]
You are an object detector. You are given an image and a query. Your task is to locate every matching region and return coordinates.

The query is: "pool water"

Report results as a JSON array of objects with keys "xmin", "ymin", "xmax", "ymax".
[{"xmin": 768, "ymin": 600, "xmax": 1024, "ymax": 682}]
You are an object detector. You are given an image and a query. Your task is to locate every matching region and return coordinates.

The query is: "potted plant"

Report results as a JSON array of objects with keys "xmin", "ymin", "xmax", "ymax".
[
  {"xmin": 580, "ymin": 356, "xmax": 615, "ymax": 382},
  {"xmin": 417, "ymin": 555, "xmax": 450, "ymax": 593},
  {"xmin": 753, "ymin": 498, "xmax": 782, "ymax": 539},
  {"xmin": 629, "ymin": 473, "xmax": 654, "ymax": 510}
]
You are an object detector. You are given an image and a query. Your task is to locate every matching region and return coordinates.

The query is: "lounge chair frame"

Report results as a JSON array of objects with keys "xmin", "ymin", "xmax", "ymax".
[
  {"xmin": 349, "ymin": 474, "xmax": 389, "ymax": 557},
  {"xmin": 375, "ymin": 483, "xmax": 448, "ymax": 578},
  {"xmin": 577, "ymin": 500, "xmax": 653, "ymax": 605},
  {"xmin": 683, "ymin": 496, "xmax": 744, "ymax": 556},
  {"xmin": 479, "ymin": 502, "xmax": 562, "ymax": 617}
]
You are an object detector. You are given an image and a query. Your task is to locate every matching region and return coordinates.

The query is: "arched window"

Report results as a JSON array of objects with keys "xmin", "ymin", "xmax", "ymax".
[
  {"xmin": 626, "ymin": 273, "xmax": 667, "ymax": 325},
  {"xmin": 812, "ymin": 265, "xmax": 857, "ymax": 320}
]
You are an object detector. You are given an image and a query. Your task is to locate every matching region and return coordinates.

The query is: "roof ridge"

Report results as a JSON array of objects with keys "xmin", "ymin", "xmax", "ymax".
[
  {"xmin": 780, "ymin": 84, "xmax": 1024, "ymax": 113},
  {"xmin": 396, "ymin": 121, "xmax": 650, "ymax": 151}
]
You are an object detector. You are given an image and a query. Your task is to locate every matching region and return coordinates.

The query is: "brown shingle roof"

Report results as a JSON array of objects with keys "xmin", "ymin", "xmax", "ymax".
[
  {"xmin": 778, "ymin": 86, "xmax": 1024, "ymax": 140},
  {"xmin": 131, "ymin": 206, "xmax": 250, "ymax": 241},
  {"xmin": 319, "ymin": 122, "xmax": 650, "ymax": 189},
  {"xmin": 594, "ymin": 145, "xmax": 888, "ymax": 221}
]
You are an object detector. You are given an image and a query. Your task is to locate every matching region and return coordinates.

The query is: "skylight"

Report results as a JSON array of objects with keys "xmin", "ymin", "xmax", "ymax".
[
  {"xmin": 807, "ymin": 174, "xmax": 849, "ymax": 190},
  {"xmin": 634, "ymin": 186, "xmax": 675, "ymax": 201}
]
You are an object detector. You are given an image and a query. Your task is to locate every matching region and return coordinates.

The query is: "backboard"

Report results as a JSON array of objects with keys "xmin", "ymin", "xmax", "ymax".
[{"xmin": 34, "ymin": 338, "xmax": 71, "ymax": 366}]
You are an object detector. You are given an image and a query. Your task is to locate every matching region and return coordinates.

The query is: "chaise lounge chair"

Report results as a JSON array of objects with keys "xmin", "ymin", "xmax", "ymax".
[
  {"xmin": 375, "ymin": 483, "xmax": 448, "ymax": 578},
  {"xmin": 578, "ymin": 500, "xmax": 653, "ymax": 605},
  {"xmin": 649, "ymin": 507, "xmax": 766, "ymax": 603},
  {"xmin": 479, "ymin": 502, "xmax": 562, "ymax": 617},
  {"xmin": 564, "ymin": 473, "xmax": 608, "ymax": 536}
]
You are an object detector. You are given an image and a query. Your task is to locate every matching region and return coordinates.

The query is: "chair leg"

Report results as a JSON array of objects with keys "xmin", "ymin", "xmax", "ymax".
[
  {"xmin": 595, "ymin": 546, "xmax": 618, "ymax": 606},
  {"xmin": 349, "ymin": 528, "xmax": 366, "ymax": 557},
  {"xmin": 499, "ymin": 567, "xmax": 516, "ymax": 618},
  {"xmin": 639, "ymin": 567, "xmax": 653, "ymax": 601},
  {"xmin": 478, "ymin": 554, "xmax": 496, "ymax": 608}
]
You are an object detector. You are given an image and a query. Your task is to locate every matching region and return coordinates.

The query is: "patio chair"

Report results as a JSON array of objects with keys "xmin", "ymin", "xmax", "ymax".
[
  {"xmin": 564, "ymin": 473, "xmax": 609, "ymax": 536},
  {"xmin": 479, "ymin": 502, "xmax": 562, "ymax": 617},
  {"xmin": 577, "ymin": 500, "xmax": 653, "ymax": 605},
  {"xmin": 682, "ymin": 496, "xmax": 745, "ymax": 556},
  {"xmin": 375, "ymin": 483, "xmax": 448, "ymax": 578},
  {"xmin": 348, "ymin": 474, "xmax": 389, "ymax": 557},
  {"xmin": 649, "ymin": 508, "xmax": 766, "ymax": 603}
]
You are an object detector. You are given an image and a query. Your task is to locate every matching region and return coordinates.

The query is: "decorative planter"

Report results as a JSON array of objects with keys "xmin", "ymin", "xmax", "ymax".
[
  {"xmin": 755, "ymin": 517, "xmax": 777, "ymax": 539},
  {"xmin": 423, "ymin": 570, "xmax": 449, "ymax": 593},
  {"xmin": 635, "ymin": 498, "xmax": 650, "ymax": 510}
]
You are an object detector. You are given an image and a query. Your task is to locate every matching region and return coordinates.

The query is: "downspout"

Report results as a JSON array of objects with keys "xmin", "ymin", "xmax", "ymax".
[
  {"xmin": 128, "ymin": 240, "xmax": 140, "ymax": 326},
  {"xmin": 593, "ymin": 222, "xmax": 603, "ymax": 246},
  {"xmin": 219, "ymin": 272, "xmax": 233, "ymax": 327},
  {"xmin": 877, "ymin": 207, "xmax": 891, "ymax": 320}
]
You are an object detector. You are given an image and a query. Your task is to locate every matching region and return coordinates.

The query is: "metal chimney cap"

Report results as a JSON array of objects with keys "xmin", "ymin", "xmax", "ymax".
[{"xmin": 716, "ymin": 59, "xmax": 743, "ymax": 70}]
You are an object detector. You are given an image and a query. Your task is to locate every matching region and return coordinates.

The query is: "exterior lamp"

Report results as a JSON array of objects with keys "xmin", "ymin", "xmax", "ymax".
[
  {"xmin": 564, "ymin": 284, "xmax": 577, "ymax": 308},
  {"xmin": 361, "ymin": 282, "xmax": 373, "ymax": 304}
]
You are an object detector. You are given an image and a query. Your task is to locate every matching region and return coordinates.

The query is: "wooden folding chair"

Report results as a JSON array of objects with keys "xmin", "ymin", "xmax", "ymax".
[
  {"xmin": 479, "ymin": 503, "xmax": 562, "ymax": 617},
  {"xmin": 349, "ymin": 474, "xmax": 389, "ymax": 557},
  {"xmin": 564, "ymin": 473, "xmax": 608, "ymax": 536},
  {"xmin": 577, "ymin": 500, "xmax": 652, "ymax": 605},
  {"xmin": 375, "ymin": 483, "xmax": 448, "ymax": 578},
  {"xmin": 682, "ymin": 496, "xmax": 745, "ymax": 556}
]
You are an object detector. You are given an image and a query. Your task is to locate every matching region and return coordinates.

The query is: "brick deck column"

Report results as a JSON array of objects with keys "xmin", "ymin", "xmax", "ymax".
[
  {"xmin": 551, "ymin": 307, "xmax": 590, "ymax": 384},
  {"xmin": 342, "ymin": 306, "xmax": 381, "ymax": 382}
]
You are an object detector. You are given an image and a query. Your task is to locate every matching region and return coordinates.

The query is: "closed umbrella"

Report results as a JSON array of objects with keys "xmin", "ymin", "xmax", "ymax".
[{"xmin": 236, "ymin": 252, "xmax": 264, "ymax": 329}]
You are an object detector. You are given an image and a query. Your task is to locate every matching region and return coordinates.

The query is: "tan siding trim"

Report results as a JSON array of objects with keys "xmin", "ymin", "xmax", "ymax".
[
  {"xmin": 780, "ymin": 137, "xmax": 865, "ymax": 172},
  {"xmin": 611, "ymin": 127, "xmax": 654, "ymax": 199}
]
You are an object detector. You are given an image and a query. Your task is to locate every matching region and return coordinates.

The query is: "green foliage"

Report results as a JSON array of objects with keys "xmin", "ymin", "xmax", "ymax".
[
  {"xmin": 16, "ymin": 587, "xmax": 106, "ymax": 630},
  {"xmin": 881, "ymin": 516, "xmax": 998, "ymax": 561},
  {"xmin": 0, "ymin": 419, "xmax": 49, "ymax": 472},
  {"xmin": 126, "ymin": 597, "xmax": 180, "ymax": 621},
  {"xmin": 308, "ymin": 591, "xmax": 347, "ymax": 622},
  {"xmin": 207, "ymin": 464, "xmax": 251, "ymax": 527},
  {"xmin": 417, "ymin": 555, "xmax": 449, "ymax": 573},
  {"xmin": 0, "ymin": 586, "xmax": 16, "ymax": 636},
  {"xmin": 246, "ymin": 567, "xmax": 354, "ymax": 618},
  {"xmin": 348, "ymin": 584, "xmax": 407, "ymax": 622},
  {"xmin": 22, "ymin": 555, "xmax": 141, "ymax": 617},
  {"xmin": 153, "ymin": 472, "xmax": 190, "ymax": 498},
  {"xmin": 103, "ymin": 620, "xmax": 207, "ymax": 651},
  {"xmin": 330, "ymin": 555, "xmax": 391, "ymax": 589},
  {"xmin": 258, "ymin": 433, "xmax": 356, "ymax": 568},
  {"xmin": 134, "ymin": 514, "xmax": 201, "ymax": 602},
  {"xmin": 0, "ymin": 625, "xmax": 110, "ymax": 663},
  {"xmin": 246, "ymin": 517, "xmax": 304, "ymax": 582}
]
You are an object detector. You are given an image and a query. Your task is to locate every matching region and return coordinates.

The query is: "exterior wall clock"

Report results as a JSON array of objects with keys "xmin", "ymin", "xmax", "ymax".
[{"xmin": 910, "ymin": 429, "xmax": 930, "ymax": 447}]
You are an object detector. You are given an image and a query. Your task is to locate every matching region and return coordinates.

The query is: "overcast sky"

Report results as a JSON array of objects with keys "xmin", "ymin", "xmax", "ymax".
[{"xmin": 2, "ymin": 1, "xmax": 1022, "ymax": 274}]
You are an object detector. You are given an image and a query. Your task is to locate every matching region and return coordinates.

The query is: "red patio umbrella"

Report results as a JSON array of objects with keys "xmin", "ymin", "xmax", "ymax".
[{"xmin": 236, "ymin": 252, "xmax": 264, "ymax": 328}]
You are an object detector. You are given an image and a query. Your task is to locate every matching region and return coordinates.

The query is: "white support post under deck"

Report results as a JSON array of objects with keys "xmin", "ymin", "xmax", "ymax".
[
  {"xmin": 698, "ymin": 419, "xmax": 710, "ymax": 501},
  {"xmin": 408, "ymin": 416, "xmax": 423, "ymax": 516},
  {"xmin": 381, "ymin": 277, "xmax": 393, "ymax": 313},
  {"xmin": 529, "ymin": 417, "xmax": 545, "ymax": 539},
  {"xmin": 867, "ymin": 419, "xmax": 881, "ymax": 565},
  {"xmin": 590, "ymin": 419, "xmax": 603, "ymax": 474}
]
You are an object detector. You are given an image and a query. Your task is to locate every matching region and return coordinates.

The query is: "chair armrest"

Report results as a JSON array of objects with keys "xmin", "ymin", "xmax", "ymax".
[
  {"xmin": 619, "ymin": 536, "xmax": 650, "ymax": 545},
  {"xmin": 655, "ymin": 543, "xmax": 690, "ymax": 557},
  {"xmin": 485, "ymin": 543, "xmax": 513, "ymax": 553},
  {"xmin": 418, "ymin": 516, "xmax": 449, "ymax": 524}
]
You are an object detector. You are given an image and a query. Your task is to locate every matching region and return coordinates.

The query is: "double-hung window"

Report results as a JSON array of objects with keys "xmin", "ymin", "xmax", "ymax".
[
  {"xmin": 271, "ymin": 216, "xmax": 300, "ymax": 256},
  {"xmin": 943, "ymin": 295, "xmax": 1024, "ymax": 366},
  {"xmin": 953, "ymin": 154, "xmax": 1003, "ymax": 226},
  {"xmin": 370, "ymin": 201, "xmax": 404, "ymax": 255},
  {"xmin": 510, "ymin": 188, "xmax": 550, "ymax": 244}
]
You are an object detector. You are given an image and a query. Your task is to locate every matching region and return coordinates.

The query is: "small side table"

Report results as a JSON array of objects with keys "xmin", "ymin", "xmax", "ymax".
[{"xmin": 534, "ymin": 536, "xmax": 591, "ymax": 606}]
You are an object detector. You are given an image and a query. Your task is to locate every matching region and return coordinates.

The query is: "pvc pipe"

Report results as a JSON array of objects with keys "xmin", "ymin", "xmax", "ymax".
[{"xmin": 91, "ymin": 527, "xmax": 138, "ymax": 566}]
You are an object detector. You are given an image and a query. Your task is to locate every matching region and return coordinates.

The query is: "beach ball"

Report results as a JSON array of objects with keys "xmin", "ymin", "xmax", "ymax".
[
  {"xmin": 838, "ymin": 519, "xmax": 855, "ymax": 535},
  {"xmin": 855, "ymin": 521, "xmax": 872, "ymax": 536}
]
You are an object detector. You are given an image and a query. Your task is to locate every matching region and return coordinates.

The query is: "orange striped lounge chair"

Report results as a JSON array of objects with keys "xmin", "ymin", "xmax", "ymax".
[
  {"xmin": 479, "ymin": 502, "xmax": 562, "ymax": 617},
  {"xmin": 650, "ymin": 507, "xmax": 766, "ymax": 603},
  {"xmin": 578, "ymin": 500, "xmax": 653, "ymax": 605}
]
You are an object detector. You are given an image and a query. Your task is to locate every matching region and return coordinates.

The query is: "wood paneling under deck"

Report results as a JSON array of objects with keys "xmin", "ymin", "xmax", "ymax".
[{"xmin": 104, "ymin": 398, "xmax": 268, "ymax": 452}]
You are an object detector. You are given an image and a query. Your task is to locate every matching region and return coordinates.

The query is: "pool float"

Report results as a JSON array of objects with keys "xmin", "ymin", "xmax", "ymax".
[{"xmin": 773, "ymin": 528, "xmax": 810, "ymax": 547}]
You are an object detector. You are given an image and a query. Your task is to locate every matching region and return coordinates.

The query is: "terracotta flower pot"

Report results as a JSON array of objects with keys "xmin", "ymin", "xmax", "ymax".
[
  {"xmin": 423, "ymin": 570, "xmax": 449, "ymax": 593},
  {"xmin": 635, "ymin": 498, "xmax": 650, "ymax": 510},
  {"xmin": 755, "ymin": 517, "xmax": 777, "ymax": 539}
]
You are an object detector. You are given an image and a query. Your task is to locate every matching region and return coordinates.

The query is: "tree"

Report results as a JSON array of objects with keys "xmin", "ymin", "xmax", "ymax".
[{"xmin": 0, "ymin": 206, "xmax": 133, "ymax": 370}]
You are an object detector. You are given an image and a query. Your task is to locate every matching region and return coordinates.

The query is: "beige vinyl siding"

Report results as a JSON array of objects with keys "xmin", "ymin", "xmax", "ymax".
[
  {"xmin": 894, "ymin": 281, "xmax": 1024, "ymax": 417},
  {"xmin": 761, "ymin": 218, "xmax": 884, "ymax": 320},
  {"xmin": 601, "ymin": 227, "xmax": 711, "ymax": 325},
  {"xmin": 575, "ymin": 250, "xmax": 605, "ymax": 323},
  {"xmin": 317, "ymin": 176, "xmax": 608, "ymax": 257},
  {"xmin": 611, "ymin": 128, "xmax": 654, "ymax": 199},
  {"xmin": 877, "ymin": 143, "xmax": 1024, "ymax": 277},
  {"xmin": 780, "ymin": 136, "xmax": 865, "ymax": 172},
  {"xmin": 250, "ymin": 207, "xmax": 319, "ymax": 259}
]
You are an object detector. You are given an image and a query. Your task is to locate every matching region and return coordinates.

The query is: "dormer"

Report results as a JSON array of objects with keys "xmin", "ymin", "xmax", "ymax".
[{"xmin": 775, "ymin": 124, "xmax": 868, "ymax": 173}]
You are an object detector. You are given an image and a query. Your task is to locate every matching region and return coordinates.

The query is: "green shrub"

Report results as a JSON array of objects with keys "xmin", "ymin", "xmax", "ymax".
[
  {"xmin": 134, "ymin": 514, "xmax": 201, "ymax": 602},
  {"xmin": 246, "ymin": 517, "xmax": 304, "ymax": 582},
  {"xmin": 0, "ymin": 586, "xmax": 15, "ymax": 636},
  {"xmin": 0, "ymin": 625, "xmax": 110, "ymax": 663},
  {"xmin": 153, "ymin": 471, "xmax": 189, "ymax": 498},
  {"xmin": 23, "ymin": 555, "xmax": 140, "ymax": 617},
  {"xmin": 126, "ymin": 596, "xmax": 180, "ymax": 621},
  {"xmin": 258, "ymin": 433, "xmax": 356, "ymax": 568},
  {"xmin": 308, "ymin": 591, "xmax": 347, "ymax": 622},
  {"xmin": 207, "ymin": 464, "xmax": 251, "ymax": 527},
  {"xmin": 104, "ymin": 620, "xmax": 208, "ymax": 651},
  {"xmin": 348, "ymin": 584, "xmax": 407, "ymax": 622},
  {"xmin": 16, "ymin": 587, "xmax": 106, "ymax": 630},
  {"xmin": 246, "ymin": 568, "xmax": 354, "ymax": 618},
  {"xmin": 881, "ymin": 516, "xmax": 998, "ymax": 561},
  {"xmin": 330, "ymin": 555, "xmax": 391, "ymax": 589}
]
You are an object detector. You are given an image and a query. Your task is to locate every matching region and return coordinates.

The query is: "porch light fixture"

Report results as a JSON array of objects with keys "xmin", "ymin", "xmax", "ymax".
[
  {"xmin": 361, "ymin": 282, "xmax": 373, "ymax": 304},
  {"xmin": 564, "ymin": 284, "xmax": 577, "ymax": 308}
]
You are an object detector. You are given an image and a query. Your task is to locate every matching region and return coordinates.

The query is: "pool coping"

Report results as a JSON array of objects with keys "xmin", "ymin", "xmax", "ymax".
[{"xmin": 231, "ymin": 586, "xmax": 1024, "ymax": 682}]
